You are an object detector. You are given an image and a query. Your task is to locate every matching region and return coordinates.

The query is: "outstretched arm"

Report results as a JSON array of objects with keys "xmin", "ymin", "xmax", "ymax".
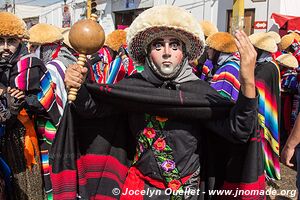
[
  {"xmin": 235, "ymin": 30, "xmax": 257, "ymax": 98},
  {"xmin": 281, "ymin": 114, "xmax": 300, "ymax": 167},
  {"xmin": 64, "ymin": 64, "xmax": 116, "ymax": 118}
]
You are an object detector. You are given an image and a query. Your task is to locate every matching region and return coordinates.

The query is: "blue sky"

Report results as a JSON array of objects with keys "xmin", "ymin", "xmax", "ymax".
[{"xmin": 0, "ymin": 0, "xmax": 64, "ymax": 7}]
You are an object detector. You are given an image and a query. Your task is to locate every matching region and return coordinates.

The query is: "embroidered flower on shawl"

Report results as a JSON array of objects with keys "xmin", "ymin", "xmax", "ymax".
[
  {"xmin": 161, "ymin": 160, "xmax": 175, "ymax": 172},
  {"xmin": 168, "ymin": 179, "xmax": 181, "ymax": 191},
  {"xmin": 136, "ymin": 114, "xmax": 183, "ymax": 197},
  {"xmin": 153, "ymin": 137, "xmax": 166, "ymax": 151},
  {"xmin": 143, "ymin": 127, "xmax": 156, "ymax": 138}
]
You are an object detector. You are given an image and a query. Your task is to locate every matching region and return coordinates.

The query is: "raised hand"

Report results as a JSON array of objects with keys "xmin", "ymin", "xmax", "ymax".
[{"xmin": 234, "ymin": 30, "xmax": 257, "ymax": 98}]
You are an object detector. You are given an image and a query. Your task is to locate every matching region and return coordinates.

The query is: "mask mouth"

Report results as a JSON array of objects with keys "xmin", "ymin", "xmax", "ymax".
[{"xmin": 146, "ymin": 56, "xmax": 186, "ymax": 80}]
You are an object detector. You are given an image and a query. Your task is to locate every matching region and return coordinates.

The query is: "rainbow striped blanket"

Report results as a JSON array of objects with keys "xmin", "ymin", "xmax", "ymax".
[
  {"xmin": 255, "ymin": 60, "xmax": 281, "ymax": 180},
  {"xmin": 10, "ymin": 54, "xmax": 61, "ymax": 127}
]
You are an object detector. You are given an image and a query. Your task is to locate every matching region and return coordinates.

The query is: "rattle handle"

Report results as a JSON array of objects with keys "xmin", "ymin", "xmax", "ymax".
[{"xmin": 67, "ymin": 54, "xmax": 87, "ymax": 102}]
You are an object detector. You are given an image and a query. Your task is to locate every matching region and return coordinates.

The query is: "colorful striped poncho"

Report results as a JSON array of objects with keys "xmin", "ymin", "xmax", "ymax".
[
  {"xmin": 11, "ymin": 55, "xmax": 62, "ymax": 142},
  {"xmin": 90, "ymin": 47, "xmax": 136, "ymax": 84},
  {"xmin": 91, "ymin": 47, "xmax": 112, "ymax": 84},
  {"xmin": 46, "ymin": 60, "xmax": 67, "ymax": 117},
  {"xmin": 200, "ymin": 59, "xmax": 213, "ymax": 81},
  {"xmin": 36, "ymin": 59, "xmax": 67, "ymax": 145},
  {"xmin": 10, "ymin": 54, "xmax": 61, "ymax": 127},
  {"xmin": 210, "ymin": 61, "xmax": 240, "ymax": 102},
  {"xmin": 39, "ymin": 59, "xmax": 67, "ymax": 200},
  {"xmin": 255, "ymin": 60, "xmax": 281, "ymax": 180},
  {"xmin": 200, "ymin": 53, "xmax": 241, "ymax": 102}
]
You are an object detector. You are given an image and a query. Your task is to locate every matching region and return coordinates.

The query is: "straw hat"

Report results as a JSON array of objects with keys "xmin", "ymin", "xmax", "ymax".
[
  {"xmin": 249, "ymin": 32, "xmax": 277, "ymax": 53},
  {"xmin": 276, "ymin": 54, "xmax": 298, "ymax": 69},
  {"xmin": 28, "ymin": 23, "xmax": 63, "ymax": 45},
  {"xmin": 0, "ymin": 12, "xmax": 29, "ymax": 39},
  {"xmin": 206, "ymin": 32, "xmax": 237, "ymax": 53},
  {"xmin": 280, "ymin": 34, "xmax": 296, "ymax": 50},
  {"xmin": 105, "ymin": 30, "xmax": 127, "ymax": 52},
  {"xmin": 289, "ymin": 31, "xmax": 300, "ymax": 42},
  {"xmin": 266, "ymin": 31, "xmax": 281, "ymax": 44},
  {"xmin": 199, "ymin": 20, "xmax": 218, "ymax": 37},
  {"xmin": 127, "ymin": 5, "xmax": 205, "ymax": 64}
]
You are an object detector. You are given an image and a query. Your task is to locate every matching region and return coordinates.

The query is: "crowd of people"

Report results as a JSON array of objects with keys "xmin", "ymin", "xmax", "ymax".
[{"xmin": 0, "ymin": 4, "xmax": 300, "ymax": 200}]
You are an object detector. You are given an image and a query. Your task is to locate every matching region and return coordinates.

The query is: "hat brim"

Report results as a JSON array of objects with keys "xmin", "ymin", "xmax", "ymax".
[{"xmin": 128, "ymin": 26, "xmax": 204, "ymax": 64}]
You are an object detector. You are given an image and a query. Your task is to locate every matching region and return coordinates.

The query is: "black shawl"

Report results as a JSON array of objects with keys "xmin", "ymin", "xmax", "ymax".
[{"xmin": 50, "ymin": 74, "xmax": 263, "ymax": 199}]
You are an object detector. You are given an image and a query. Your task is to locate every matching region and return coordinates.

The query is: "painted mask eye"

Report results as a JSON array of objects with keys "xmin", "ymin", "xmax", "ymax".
[
  {"xmin": 170, "ymin": 42, "xmax": 179, "ymax": 50},
  {"xmin": 155, "ymin": 43, "xmax": 163, "ymax": 50},
  {"xmin": 170, "ymin": 40, "xmax": 181, "ymax": 50},
  {"xmin": 152, "ymin": 42, "xmax": 163, "ymax": 50}
]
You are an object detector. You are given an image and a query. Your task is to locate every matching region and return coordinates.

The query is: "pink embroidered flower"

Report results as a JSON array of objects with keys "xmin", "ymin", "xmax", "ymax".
[
  {"xmin": 161, "ymin": 160, "xmax": 175, "ymax": 172},
  {"xmin": 168, "ymin": 180, "xmax": 181, "ymax": 191},
  {"xmin": 143, "ymin": 128, "xmax": 156, "ymax": 138},
  {"xmin": 153, "ymin": 138, "xmax": 166, "ymax": 151},
  {"xmin": 139, "ymin": 144, "xmax": 144, "ymax": 152},
  {"xmin": 155, "ymin": 116, "xmax": 168, "ymax": 122}
]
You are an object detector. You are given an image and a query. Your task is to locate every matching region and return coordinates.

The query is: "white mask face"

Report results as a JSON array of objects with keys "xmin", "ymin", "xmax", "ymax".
[{"xmin": 148, "ymin": 35, "xmax": 184, "ymax": 79}]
